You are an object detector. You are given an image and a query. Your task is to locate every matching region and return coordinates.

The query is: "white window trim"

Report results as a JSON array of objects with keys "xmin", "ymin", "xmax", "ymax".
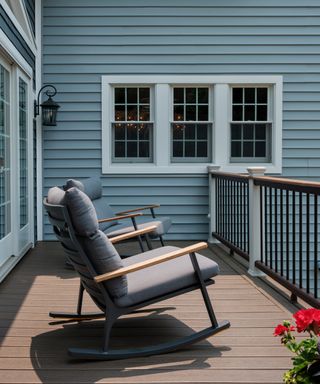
[{"xmin": 102, "ymin": 75, "xmax": 282, "ymax": 174}]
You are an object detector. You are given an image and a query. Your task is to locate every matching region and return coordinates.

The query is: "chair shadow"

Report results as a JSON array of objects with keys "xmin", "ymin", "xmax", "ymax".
[{"xmin": 31, "ymin": 311, "xmax": 230, "ymax": 383}]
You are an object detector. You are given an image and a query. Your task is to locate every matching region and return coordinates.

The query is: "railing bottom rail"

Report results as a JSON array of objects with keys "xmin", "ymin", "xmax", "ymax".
[
  {"xmin": 212, "ymin": 232, "xmax": 249, "ymax": 261},
  {"xmin": 255, "ymin": 260, "xmax": 320, "ymax": 309}
]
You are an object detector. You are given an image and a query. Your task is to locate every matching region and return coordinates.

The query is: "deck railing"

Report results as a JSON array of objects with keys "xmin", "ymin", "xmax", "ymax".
[{"xmin": 208, "ymin": 167, "xmax": 320, "ymax": 308}]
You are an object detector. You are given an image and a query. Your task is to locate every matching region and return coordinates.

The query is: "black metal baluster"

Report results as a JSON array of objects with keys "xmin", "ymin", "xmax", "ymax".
[
  {"xmin": 265, "ymin": 186, "xmax": 268, "ymax": 265},
  {"xmin": 280, "ymin": 189, "xmax": 284, "ymax": 276},
  {"xmin": 286, "ymin": 190, "xmax": 290, "ymax": 280},
  {"xmin": 292, "ymin": 191, "xmax": 296, "ymax": 286},
  {"xmin": 240, "ymin": 181, "xmax": 243, "ymax": 251},
  {"xmin": 269, "ymin": 187, "xmax": 273, "ymax": 270},
  {"xmin": 314, "ymin": 194, "xmax": 318, "ymax": 298},
  {"xmin": 275, "ymin": 188, "xmax": 278, "ymax": 273},
  {"xmin": 299, "ymin": 192, "xmax": 303, "ymax": 288},
  {"xmin": 260, "ymin": 186, "xmax": 263, "ymax": 262},
  {"xmin": 306, "ymin": 193, "xmax": 310, "ymax": 293}
]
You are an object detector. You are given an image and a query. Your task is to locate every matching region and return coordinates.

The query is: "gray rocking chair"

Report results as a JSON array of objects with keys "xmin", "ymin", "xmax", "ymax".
[{"xmin": 43, "ymin": 187, "xmax": 230, "ymax": 360}]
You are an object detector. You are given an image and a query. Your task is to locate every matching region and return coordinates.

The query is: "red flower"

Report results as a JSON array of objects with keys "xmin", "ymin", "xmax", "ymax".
[
  {"xmin": 293, "ymin": 308, "xmax": 320, "ymax": 334},
  {"xmin": 273, "ymin": 324, "xmax": 294, "ymax": 337}
]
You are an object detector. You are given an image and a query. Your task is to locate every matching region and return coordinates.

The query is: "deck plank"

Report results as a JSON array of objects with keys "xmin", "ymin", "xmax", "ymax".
[{"xmin": 0, "ymin": 241, "xmax": 297, "ymax": 383}]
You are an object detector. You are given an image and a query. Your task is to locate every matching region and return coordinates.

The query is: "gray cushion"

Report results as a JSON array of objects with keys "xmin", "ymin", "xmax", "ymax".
[
  {"xmin": 105, "ymin": 216, "xmax": 171, "ymax": 238},
  {"xmin": 81, "ymin": 230, "xmax": 127, "ymax": 298},
  {"xmin": 93, "ymin": 199, "xmax": 118, "ymax": 231},
  {"xmin": 114, "ymin": 246, "xmax": 219, "ymax": 307},
  {"xmin": 65, "ymin": 187, "xmax": 99, "ymax": 237},
  {"xmin": 65, "ymin": 177, "xmax": 102, "ymax": 200}
]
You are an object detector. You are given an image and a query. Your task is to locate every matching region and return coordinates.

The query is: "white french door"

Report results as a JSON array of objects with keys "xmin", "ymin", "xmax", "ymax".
[{"xmin": 0, "ymin": 56, "xmax": 33, "ymax": 272}]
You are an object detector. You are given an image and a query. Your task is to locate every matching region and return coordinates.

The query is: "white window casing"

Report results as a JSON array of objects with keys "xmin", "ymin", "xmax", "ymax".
[{"xmin": 101, "ymin": 75, "xmax": 283, "ymax": 175}]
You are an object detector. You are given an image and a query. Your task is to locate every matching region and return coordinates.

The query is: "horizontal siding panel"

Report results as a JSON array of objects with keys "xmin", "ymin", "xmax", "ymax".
[{"xmin": 43, "ymin": 0, "xmax": 320, "ymax": 240}]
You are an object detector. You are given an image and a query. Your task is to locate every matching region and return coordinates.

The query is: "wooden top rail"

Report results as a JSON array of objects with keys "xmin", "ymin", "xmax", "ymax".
[{"xmin": 253, "ymin": 175, "xmax": 320, "ymax": 194}]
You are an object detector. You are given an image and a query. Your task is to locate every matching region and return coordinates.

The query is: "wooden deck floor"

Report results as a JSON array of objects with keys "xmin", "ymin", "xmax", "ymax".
[{"xmin": 0, "ymin": 241, "xmax": 299, "ymax": 383}]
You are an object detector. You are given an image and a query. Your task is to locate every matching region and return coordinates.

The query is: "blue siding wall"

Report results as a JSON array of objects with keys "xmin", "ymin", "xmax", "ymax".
[{"xmin": 42, "ymin": 0, "xmax": 320, "ymax": 240}]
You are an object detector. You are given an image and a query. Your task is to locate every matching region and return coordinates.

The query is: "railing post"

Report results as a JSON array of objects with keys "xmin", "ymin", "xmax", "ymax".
[
  {"xmin": 247, "ymin": 167, "xmax": 266, "ymax": 276},
  {"xmin": 207, "ymin": 165, "xmax": 221, "ymax": 243}
]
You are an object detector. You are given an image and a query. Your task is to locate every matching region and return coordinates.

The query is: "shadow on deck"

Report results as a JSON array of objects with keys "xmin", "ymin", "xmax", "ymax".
[{"xmin": 0, "ymin": 241, "xmax": 299, "ymax": 383}]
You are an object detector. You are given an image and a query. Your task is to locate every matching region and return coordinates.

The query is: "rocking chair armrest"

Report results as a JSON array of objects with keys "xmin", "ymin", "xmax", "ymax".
[
  {"xmin": 94, "ymin": 242, "xmax": 208, "ymax": 283},
  {"xmin": 116, "ymin": 204, "xmax": 160, "ymax": 215},
  {"xmin": 98, "ymin": 212, "xmax": 143, "ymax": 224},
  {"xmin": 109, "ymin": 225, "xmax": 157, "ymax": 244}
]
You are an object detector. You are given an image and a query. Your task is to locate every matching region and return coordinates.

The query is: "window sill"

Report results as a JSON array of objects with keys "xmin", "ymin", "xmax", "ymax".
[{"xmin": 103, "ymin": 162, "xmax": 281, "ymax": 175}]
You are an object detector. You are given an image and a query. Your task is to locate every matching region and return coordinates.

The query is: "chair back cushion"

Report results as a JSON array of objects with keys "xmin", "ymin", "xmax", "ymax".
[
  {"xmin": 65, "ymin": 187, "xmax": 127, "ymax": 298},
  {"xmin": 65, "ymin": 177, "xmax": 102, "ymax": 200},
  {"xmin": 65, "ymin": 187, "xmax": 98, "ymax": 237}
]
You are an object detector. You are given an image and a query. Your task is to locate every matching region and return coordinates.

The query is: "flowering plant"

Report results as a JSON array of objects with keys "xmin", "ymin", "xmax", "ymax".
[{"xmin": 274, "ymin": 308, "xmax": 320, "ymax": 383}]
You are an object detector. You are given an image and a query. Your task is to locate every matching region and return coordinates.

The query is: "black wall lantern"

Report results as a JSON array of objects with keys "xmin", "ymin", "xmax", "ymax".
[{"xmin": 34, "ymin": 85, "xmax": 60, "ymax": 126}]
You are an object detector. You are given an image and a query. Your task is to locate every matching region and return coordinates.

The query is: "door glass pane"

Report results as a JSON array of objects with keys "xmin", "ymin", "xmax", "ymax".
[
  {"xmin": 19, "ymin": 78, "xmax": 28, "ymax": 229},
  {"xmin": 0, "ymin": 65, "xmax": 10, "ymax": 239}
]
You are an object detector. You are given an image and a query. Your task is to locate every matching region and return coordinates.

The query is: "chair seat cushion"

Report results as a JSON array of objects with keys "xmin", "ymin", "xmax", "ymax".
[
  {"xmin": 114, "ymin": 246, "xmax": 219, "ymax": 307},
  {"xmin": 104, "ymin": 216, "xmax": 172, "ymax": 238}
]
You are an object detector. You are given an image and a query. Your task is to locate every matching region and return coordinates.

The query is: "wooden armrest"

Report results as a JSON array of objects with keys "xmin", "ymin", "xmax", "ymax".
[
  {"xmin": 98, "ymin": 212, "xmax": 142, "ymax": 224},
  {"xmin": 94, "ymin": 242, "xmax": 208, "ymax": 283},
  {"xmin": 116, "ymin": 204, "xmax": 160, "ymax": 215},
  {"xmin": 109, "ymin": 225, "xmax": 157, "ymax": 244}
]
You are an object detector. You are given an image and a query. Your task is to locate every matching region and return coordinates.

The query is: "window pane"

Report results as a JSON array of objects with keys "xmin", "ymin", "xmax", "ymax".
[
  {"xmin": 127, "ymin": 88, "xmax": 137, "ymax": 103},
  {"xmin": 243, "ymin": 124, "xmax": 254, "ymax": 140},
  {"xmin": 139, "ymin": 105, "xmax": 150, "ymax": 121},
  {"xmin": 174, "ymin": 88, "xmax": 184, "ymax": 103},
  {"xmin": 173, "ymin": 141, "xmax": 183, "ymax": 157},
  {"xmin": 114, "ymin": 124, "xmax": 125, "ymax": 139},
  {"xmin": 231, "ymin": 142, "xmax": 241, "ymax": 157},
  {"xmin": 138, "ymin": 124, "xmax": 149, "ymax": 140},
  {"xmin": 198, "ymin": 88, "xmax": 208, "ymax": 103},
  {"xmin": 255, "ymin": 141, "xmax": 266, "ymax": 157},
  {"xmin": 197, "ymin": 141, "xmax": 207, "ymax": 157},
  {"xmin": 115, "ymin": 88, "xmax": 125, "ymax": 103},
  {"xmin": 139, "ymin": 88, "xmax": 150, "ymax": 103},
  {"xmin": 257, "ymin": 105, "xmax": 267, "ymax": 121},
  {"xmin": 186, "ymin": 105, "xmax": 196, "ymax": 120},
  {"xmin": 257, "ymin": 88, "xmax": 268, "ymax": 103},
  {"xmin": 231, "ymin": 124, "xmax": 241, "ymax": 140},
  {"xmin": 126, "ymin": 105, "xmax": 137, "ymax": 121},
  {"xmin": 185, "ymin": 142, "xmax": 195, "ymax": 157},
  {"xmin": 197, "ymin": 124, "xmax": 207, "ymax": 139},
  {"xmin": 174, "ymin": 105, "xmax": 184, "ymax": 121},
  {"xmin": 245, "ymin": 88, "xmax": 255, "ymax": 103},
  {"xmin": 139, "ymin": 142, "xmax": 149, "ymax": 157},
  {"xmin": 233, "ymin": 88, "xmax": 243, "ymax": 103},
  {"xmin": 255, "ymin": 124, "xmax": 266, "ymax": 140},
  {"xmin": 244, "ymin": 105, "xmax": 255, "ymax": 121},
  {"xmin": 172, "ymin": 124, "xmax": 184, "ymax": 139},
  {"xmin": 243, "ymin": 141, "xmax": 254, "ymax": 157},
  {"xmin": 186, "ymin": 88, "xmax": 196, "ymax": 103},
  {"xmin": 115, "ymin": 105, "xmax": 125, "ymax": 121},
  {"xmin": 185, "ymin": 124, "xmax": 195, "ymax": 139},
  {"xmin": 127, "ymin": 124, "xmax": 137, "ymax": 140},
  {"xmin": 115, "ymin": 141, "xmax": 125, "ymax": 157},
  {"xmin": 198, "ymin": 105, "xmax": 208, "ymax": 121},
  {"xmin": 127, "ymin": 142, "xmax": 138, "ymax": 157},
  {"xmin": 232, "ymin": 105, "xmax": 243, "ymax": 121}
]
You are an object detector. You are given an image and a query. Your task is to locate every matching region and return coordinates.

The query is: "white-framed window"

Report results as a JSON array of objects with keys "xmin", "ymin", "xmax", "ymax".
[
  {"xmin": 102, "ymin": 76, "xmax": 282, "ymax": 174},
  {"xmin": 112, "ymin": 86, "xmax": 153, "ymax": 163}
]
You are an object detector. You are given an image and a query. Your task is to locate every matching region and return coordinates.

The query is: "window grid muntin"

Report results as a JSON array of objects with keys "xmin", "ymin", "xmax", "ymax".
[
  {"xmin": 112, "ymin": 86, "xmax": 153, "ymax": 162},
  {"xmin": 231, "ymin": 86, "xmax": 272, "ymax": 162},
  {"xmin": 171, "ymin": 86, "xmax": 211, "ymax": 162}
]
